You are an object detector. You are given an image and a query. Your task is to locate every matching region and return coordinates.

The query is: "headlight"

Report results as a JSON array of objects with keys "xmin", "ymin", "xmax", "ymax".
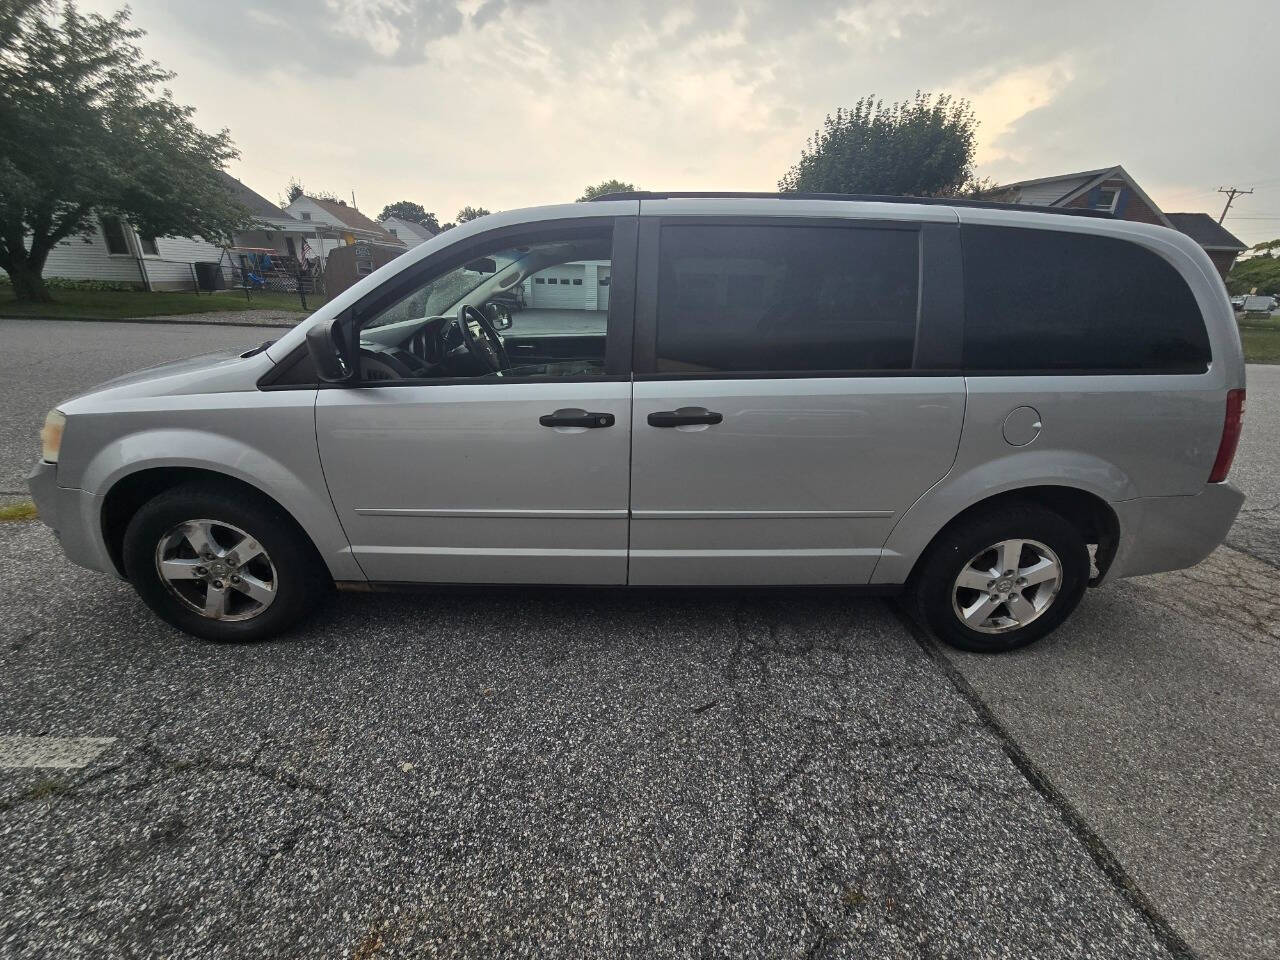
[{"xmin": 40, "ymin": 409, "xmax": 66, "ymax": 463}]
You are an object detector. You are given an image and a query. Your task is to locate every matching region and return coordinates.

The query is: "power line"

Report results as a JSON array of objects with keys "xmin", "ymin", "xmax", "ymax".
[{"xmin": 1217, "ymin": 186, "xmax": 1253, "ymax": 224}]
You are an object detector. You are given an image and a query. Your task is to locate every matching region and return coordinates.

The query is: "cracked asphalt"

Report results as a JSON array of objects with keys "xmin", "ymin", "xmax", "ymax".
[{"xmin": 0, "ymin": 319, "xmax": 1276, "ymax": 959}]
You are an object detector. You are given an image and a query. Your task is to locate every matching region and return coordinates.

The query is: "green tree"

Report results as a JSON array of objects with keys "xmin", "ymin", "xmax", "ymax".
[
  {"xmin": 456, "ymin": 206, "xmax": 491, "ymax": 224},
  {"xmin": 283, "ymin": 178, "xmax": 305, "ymax": 205},
  {"xmin": 0, "ymin": 1, "xmax": 250, "ymax": 301},
  {"xmin": 577, "ymin": 179, "xmax": 639, "ymax": 201},
  {"xmin": 779, "ymin": 92, "xmax": 983, "ymax": 198},
  {"xmin": 378, "ymin": 200, "xmax": 439, "ymax": 232},
  {"xmin": 1226, "ymin": 255, "xmax": 1280, "ymax": 296}
]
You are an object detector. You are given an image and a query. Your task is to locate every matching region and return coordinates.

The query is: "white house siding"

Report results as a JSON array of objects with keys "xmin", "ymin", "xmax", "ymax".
[
  {"xmin": 283, "ymin": 197, "xmax": 348, "ymax": 231},
  {"xmin": 1016, "ymin": 178, "xmax": 1089, "ymax": 206},
  {"xmin": 142, "ymin": 235, "xmax": 226, "ymax": 291},
  {"xmin": 0, "ymin": 218, "xmax": 145, "ymax": 287},
  {"xmin": 380, "ymin": 217, "xmax": 430, "ymax": 247}
]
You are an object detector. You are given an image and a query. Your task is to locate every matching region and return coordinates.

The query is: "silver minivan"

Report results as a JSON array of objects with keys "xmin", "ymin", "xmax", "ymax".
[{"xmin": 27, "ymin": 193, "xmax": 1247, "ymax": 652}]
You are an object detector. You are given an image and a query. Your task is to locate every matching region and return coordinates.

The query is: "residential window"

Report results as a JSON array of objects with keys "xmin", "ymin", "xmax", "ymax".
[
  {"xmin": 138, "ymin": 236, "xmax": 160, "ymax": 256},
  {"xmin": 534, "ymin": 277, "xmax": 545, "ymax": 284},
  {"xmin": 1095, "ymin": 188, "xmax": 1118, "ymax": 212},
  {"xmin": 100, "ymin": 215, "xmax": 130, "ymax": 256},
  {"xmin": 572, "ymin": 278, "xmax": 583, "ymax": 285},
  {"xmin": 388, "ymin": 228, "xmax": 398, "ymax": 237},
  {"xmin": 961, "ymin": 225, "xmax": 1210, "ymax": 372},
  {"xmin": 600, "ymin": 276, "xmax": 610, "ymax": 286},
  {"xmin": 301, "ymin": 211, "xmax": 312, "ymax": 221},
  {"xmin": 655, "ymin": 224, "xmax": 920, "ymax": 373}
]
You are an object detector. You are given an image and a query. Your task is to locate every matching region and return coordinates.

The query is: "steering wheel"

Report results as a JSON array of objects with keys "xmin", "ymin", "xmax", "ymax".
[{"xmin": 453, "ymin": 304, "xmax": 510, "ymax": 374}]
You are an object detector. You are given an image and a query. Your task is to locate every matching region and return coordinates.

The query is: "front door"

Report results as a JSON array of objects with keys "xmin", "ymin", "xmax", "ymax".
[
  {"xmin": 316, "ymin": 216, "xmax": 637, "ymax": 584},
  {"xmin": 627, "ymin": 216, "xmax": 966, "ymax": 585}
]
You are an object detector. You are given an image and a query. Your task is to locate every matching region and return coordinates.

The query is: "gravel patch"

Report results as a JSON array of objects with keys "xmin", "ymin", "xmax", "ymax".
[{"xmin": 125, "ymin": 309, "xmax": 302, "ymax": 327}]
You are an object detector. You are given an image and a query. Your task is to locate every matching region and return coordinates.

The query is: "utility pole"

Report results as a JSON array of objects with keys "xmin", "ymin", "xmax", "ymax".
[{"xmin": 1217, "ymin": 186, "xmax": 1253, "ymax": 224}]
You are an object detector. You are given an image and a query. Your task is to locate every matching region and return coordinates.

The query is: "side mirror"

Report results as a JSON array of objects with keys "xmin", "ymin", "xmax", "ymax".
[
  {"xmin": 305, "ymin": 318, "xmax": 352, "ymax": 383},
  {"xmin": 485, "ymin": 302, "xmax": 513, "ymax": 330}
]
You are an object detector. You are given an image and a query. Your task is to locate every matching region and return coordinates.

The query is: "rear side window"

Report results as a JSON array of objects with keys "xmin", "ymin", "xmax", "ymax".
[
  {"xmin": 655, "ymin": 224, "xmax": 920, "ymax": 373},
  {"xmin": 962, "ymin": 225, "xmax": 1210, "ymax": 372}
]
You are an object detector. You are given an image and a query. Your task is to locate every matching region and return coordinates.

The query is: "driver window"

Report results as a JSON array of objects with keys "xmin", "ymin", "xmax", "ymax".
[{"xmin": 356, "ymin": 227, "xmax": 614, "ymax": 382}]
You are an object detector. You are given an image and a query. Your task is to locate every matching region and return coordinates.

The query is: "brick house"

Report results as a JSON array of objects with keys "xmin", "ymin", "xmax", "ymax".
[{"xmin": 979, "ymin": 165, "xmax": 1247, "ymax": 278}]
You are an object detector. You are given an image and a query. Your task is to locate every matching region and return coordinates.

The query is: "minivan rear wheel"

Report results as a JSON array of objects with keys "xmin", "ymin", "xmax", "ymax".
[
  {"xmin": 910, "ymin": 504, "xmax": 1089, "ymax": 653},
  {"xmin": 122, "ymin": 483, "xmax": 329, "ymax": 642}
]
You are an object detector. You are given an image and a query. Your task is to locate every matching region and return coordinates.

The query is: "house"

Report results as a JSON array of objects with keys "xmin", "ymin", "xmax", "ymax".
[
  {"xmin": 979, "ymin": 165, "xmax": 1248, "ymax": 278},
  {"xmin": 379, "ymin": 216, "xmax": 438, "ymax": 248},
  {"xmin": 0, "ymin": 211, "xmax": 228, "ymax": 292},
  {"xmin": 1, "ymin": 172, "xmax": 321, "ymax": 292},
  {"xmin": 222, "ymin": 173, "xmax": 321, "ymax": 266},
  {"xmin": 284, "ymin": 195, "xmax": 402, "ymax": 246}
]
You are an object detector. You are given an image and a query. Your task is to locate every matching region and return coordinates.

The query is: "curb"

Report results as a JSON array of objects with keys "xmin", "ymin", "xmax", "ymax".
[{"xmin": 0, "ymin": 314, "xmax": 298, "ymax": 330}]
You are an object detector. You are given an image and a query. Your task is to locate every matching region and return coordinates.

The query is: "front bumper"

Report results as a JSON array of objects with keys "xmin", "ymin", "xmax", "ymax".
[
  {"xmin": 26, "ymin": 461, "xmax": 117, "ymax": 577},
  {"xmin": 1106, "ymin": 482, "xmax": 1246, "ymax": 581}
]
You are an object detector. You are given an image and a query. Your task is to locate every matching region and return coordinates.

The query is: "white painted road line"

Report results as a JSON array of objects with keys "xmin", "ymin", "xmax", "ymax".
[{"xmin": 0, "ymin": 736, "xmax": 116, "ymax": 769}]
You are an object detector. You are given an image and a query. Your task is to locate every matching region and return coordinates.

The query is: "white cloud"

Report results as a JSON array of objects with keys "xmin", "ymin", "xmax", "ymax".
[{"xmin": 75, "ymin": 0, "xmax": 1280, "ymax": 245}]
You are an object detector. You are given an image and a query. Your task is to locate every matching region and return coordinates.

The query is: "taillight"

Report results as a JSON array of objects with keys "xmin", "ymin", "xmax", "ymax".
[{"xmin": 1208, "ymin": 388, "xmax": 1245, "ymax": 483}]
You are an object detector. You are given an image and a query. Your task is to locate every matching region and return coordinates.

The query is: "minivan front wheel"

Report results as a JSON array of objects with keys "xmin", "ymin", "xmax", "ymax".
[
  {"xmin": 122, "ymin": 484, "xmax": 328, "ymax": 642},
  {"xmin": 910, "ymin": 504, "xmax": 1089, "ymax": 652}
]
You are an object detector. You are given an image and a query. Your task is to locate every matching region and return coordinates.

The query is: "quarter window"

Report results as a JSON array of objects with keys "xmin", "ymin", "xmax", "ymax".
[
  {"xmin": 655, "ymin": 224, "xmax": 920, "ymax": 373},
  {"xmin": 138, "ymin": 236, "xmax": 160, "ymax": 256},
  {"xmin": 961, "ymin": 225, "xmax": 1211, "ymax": 373}
]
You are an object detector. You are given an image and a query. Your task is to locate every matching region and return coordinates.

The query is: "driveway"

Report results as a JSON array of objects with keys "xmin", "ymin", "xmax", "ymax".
[{"xmin": 0, "ymin": 318, "xmax": 1275, "ymax": 959}]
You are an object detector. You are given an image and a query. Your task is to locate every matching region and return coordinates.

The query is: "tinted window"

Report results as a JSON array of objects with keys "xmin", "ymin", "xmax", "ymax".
[
  {"xmin": 962, "ymin": 225, "xmax": 1210, "ymax": 372},
  {"xmin": 656, "ymin": 225, "xmax": 919, "ymax": 373}
]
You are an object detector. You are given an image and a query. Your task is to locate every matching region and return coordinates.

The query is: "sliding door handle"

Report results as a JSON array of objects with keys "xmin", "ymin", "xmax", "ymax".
[
  {"xmin": 647, "ymin": 407, "xmax": 724, "ymax": 428},
  {"xmin": 539, "ymin": 409, "xmax": 615, "ymax": 428}
]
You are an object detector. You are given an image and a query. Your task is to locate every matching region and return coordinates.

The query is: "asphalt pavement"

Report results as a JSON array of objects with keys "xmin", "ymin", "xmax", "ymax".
[{"xmin": 0, "ymin": 317, "xmax": 1275, "ymax": 959}]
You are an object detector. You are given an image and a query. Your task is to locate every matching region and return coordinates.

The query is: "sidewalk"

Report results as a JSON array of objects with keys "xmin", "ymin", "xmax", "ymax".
[{"xmin": 0, "ymin": 309, "xmax": 300, "ymax": 328}]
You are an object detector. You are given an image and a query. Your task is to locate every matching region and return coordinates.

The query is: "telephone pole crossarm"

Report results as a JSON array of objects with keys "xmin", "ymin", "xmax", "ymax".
[{"xmin": 1217, "ymin": 186, "xmax": 1254, "ymax": 224}]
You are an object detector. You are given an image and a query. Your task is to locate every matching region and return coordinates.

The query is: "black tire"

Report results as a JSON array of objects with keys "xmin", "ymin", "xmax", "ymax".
[
  {"xmin": 909, "ymin": 503, "xmax": 1089, "ymax": 653},
  {"xmin": 122, "ymin": 483, "xmax": 330, "ymax": 642}
]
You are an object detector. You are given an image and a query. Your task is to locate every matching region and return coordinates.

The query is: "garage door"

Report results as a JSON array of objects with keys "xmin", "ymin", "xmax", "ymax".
[{"xmin": 530, "ymin": 263, "xmax": 586, "ymax": 309}]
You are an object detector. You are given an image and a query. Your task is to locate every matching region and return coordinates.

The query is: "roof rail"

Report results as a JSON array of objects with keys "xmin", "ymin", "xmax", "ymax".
[{"xmin": 588, "ymin": 190, "xmax": 1115, "ymax": 219}]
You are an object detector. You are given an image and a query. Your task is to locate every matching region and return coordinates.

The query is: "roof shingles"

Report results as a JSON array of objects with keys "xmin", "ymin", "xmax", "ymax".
[{"xmin": 1164, "ymin": 213, "xmax": 1247, "ymax": 251}]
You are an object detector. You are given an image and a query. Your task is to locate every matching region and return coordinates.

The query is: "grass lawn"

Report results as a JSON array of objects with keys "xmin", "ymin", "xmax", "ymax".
[
  {"xmin": 0, "ymin": 287, "xmax": 322, "ymax": 319},
  {"xmin": 1238, "ymin": 320, "xmax": 1280, "ymax": 364}
]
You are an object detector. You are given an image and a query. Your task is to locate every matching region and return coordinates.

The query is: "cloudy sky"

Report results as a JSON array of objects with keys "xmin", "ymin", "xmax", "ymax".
[{"xmin": 82, "ymin": 0, "xmax": 1280, "ymax": 244}]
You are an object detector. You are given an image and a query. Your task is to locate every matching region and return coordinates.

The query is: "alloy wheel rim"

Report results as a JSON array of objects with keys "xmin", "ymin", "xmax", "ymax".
[
  {"xmin": 950, "ymin": 538, "xmax": 1063, "ymax": 635},
  {"xmin": 154, "ymin": 519, "xmax": 277, "ymax": 622}
]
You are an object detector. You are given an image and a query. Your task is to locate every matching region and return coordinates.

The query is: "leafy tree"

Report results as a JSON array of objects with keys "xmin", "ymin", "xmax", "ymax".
[
  {"xmin": 0, "ymin": 1, "xmax": 250, "ymax": 301},
  {"xmin": 779, "ymin": 92, "xmax": 983, "ymax": 198},
  {"xmin": 438, "ymin": 222, "xmax": 456, "ymax": 232},
  {"xmin": 1226, "ymin": 255, "xmax": 1280, "ymax": 296},
  {"xmin": 577, "ymin": 179, "xmax": 639, "ymax": 202},
  {"xmin": 378, "ymin": 200, "xmax": 439, "ymax": 232},
  {"xmin": 283, "ymin": 178, "xmax": 305, "ymax": 205},
  {"xmin": 456, "ymin": 206, "xmax": 491, "ymax": 224}
]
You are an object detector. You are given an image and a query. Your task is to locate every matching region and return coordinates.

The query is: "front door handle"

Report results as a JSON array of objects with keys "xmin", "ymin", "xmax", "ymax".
[
  {"xmin": 539, "ymin": 408, "xmax": 615, "ymax": 428},
  {"xmin": 647, "ymin": 407, "xmax": 723, "ymax": 428}
]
